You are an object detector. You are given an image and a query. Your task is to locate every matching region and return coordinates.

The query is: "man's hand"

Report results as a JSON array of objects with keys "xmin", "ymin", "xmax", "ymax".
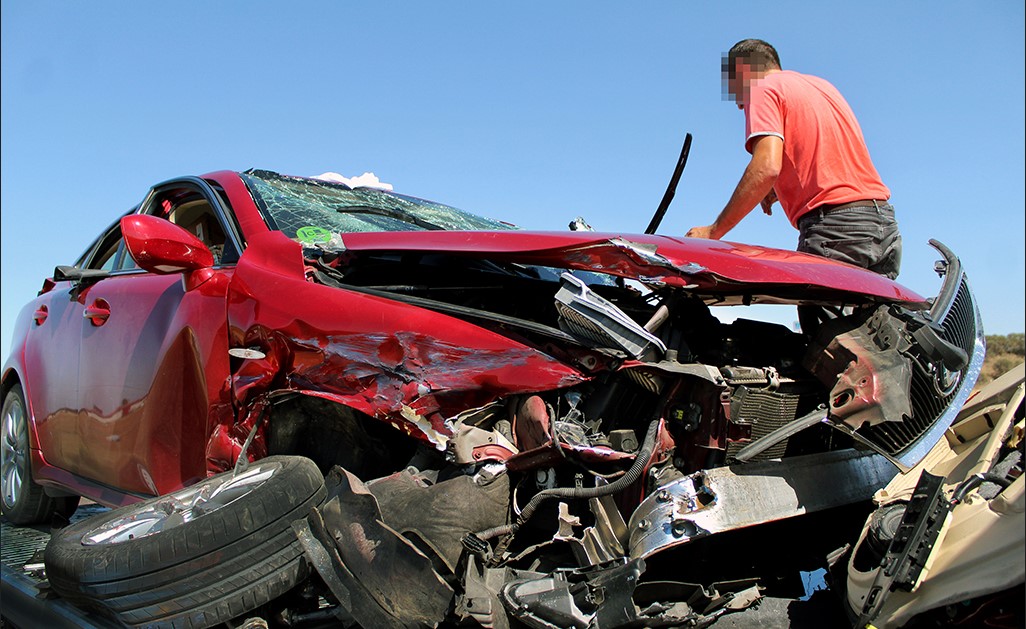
[
  {"xmin": 686, "ymin": 136, "xmax": 782, "ymax": 242},
  {"xmin": 686, "ymin": 225, "xmax": 718, "ymax": 239},
  {"xmin": 760, "ymin": 188, "xmax": 777, "ymax": 215}
]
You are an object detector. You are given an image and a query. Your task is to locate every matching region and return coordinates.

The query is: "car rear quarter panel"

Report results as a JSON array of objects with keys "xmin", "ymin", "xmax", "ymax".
[{"xmin": 9, "ymin": 283, "xmax": 83, "ymax": 474}]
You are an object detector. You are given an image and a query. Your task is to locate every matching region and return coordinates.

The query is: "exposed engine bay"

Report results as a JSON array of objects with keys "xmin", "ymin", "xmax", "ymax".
[{"xmin": 251, "ymin": 239, "xmax": 984, "ymax": 627}]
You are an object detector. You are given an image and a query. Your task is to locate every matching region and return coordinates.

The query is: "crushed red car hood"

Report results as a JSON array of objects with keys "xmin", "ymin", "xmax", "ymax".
[{"xmin": 335, "ymin": 230, "xmax": 928, "ymax": 305}]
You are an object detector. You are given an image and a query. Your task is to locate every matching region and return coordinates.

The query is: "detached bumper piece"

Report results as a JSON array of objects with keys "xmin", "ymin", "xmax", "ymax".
[{"xmin": 294, "ymin": 467, "xmax": 763, "ymax": 628}]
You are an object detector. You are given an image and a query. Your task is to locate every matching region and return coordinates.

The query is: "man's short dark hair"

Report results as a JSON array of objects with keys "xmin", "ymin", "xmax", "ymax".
[{"xmin": 725, "ymin": 39, "xmax": 781, "ymax": 77}]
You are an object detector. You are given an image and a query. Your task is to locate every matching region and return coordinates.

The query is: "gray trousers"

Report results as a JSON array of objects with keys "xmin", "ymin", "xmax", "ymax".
[
  {"xmin": 796, "ymin": 202, "xmax": 902, "ymax": 335},
  {"xmin": 796, "ymin": 203, "xmax": 902, "ymax": 279}
]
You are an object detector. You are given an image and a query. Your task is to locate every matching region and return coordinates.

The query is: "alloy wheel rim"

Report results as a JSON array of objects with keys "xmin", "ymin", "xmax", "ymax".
[
  {"xmin": 1, "ymin": 396, "xmax": 28, "ymax": 510},
  {"xmin": 81, "ymin": 461, "xmax": 281, "ymax": 545}
]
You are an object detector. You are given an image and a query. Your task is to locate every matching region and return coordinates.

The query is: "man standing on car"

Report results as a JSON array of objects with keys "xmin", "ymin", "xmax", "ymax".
[{"xmin": 686, "ymin": 39, "xmax": 901, "ymax": 281}]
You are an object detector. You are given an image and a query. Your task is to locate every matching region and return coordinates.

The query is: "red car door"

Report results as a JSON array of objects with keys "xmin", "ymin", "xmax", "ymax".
[{"xmin": 74, "ymin": 268, "xmax": 232, "ymax": 496}]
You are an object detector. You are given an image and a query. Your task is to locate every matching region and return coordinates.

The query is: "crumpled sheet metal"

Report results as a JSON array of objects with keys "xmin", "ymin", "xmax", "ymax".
[
  {"xmin": 228, "ymin": 324, "xmax": 585, "ymax": 453},
  {"xmin": 334, "ymin": 229, "xmax": 928, "ymax": 303},
  {"xmin": 810, "ymin": 316, "xmax": 914, "ymax": 428},
  {"xmin": 554, "ymin": 237, "xmax": 705, "ymax": 288},
  {"xmin": 293, "ymin": 331, "xmax": 583, "ymax": 414},
  {"xmin": 224, "ymin": 239, "xmax": 588, "ymax": 457},
  {"xmin": 204, "ymin": 398, "xmax": 269, "ymax": 474},
  {"xmin": 459, "ymin": 556, "xmax": 514, "ymax": 629},
  {"xmin": 299, "ymin": 466, "xmax": 454, "ymax": 628}
]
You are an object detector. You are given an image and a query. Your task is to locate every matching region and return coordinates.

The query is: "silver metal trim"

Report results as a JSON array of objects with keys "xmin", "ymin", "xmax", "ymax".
[{"xmin": 628, "ymin": 449, "xmax": 897, "ymax": 560}]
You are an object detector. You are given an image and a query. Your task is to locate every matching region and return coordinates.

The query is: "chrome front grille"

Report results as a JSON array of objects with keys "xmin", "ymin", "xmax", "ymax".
[
  {"xmin": 863, "ymin": 273, "xmax": 985, "ymax": 464},
  {"xmin": 938, "ymin": 276, "xmax": 977, "ymax": 357}
]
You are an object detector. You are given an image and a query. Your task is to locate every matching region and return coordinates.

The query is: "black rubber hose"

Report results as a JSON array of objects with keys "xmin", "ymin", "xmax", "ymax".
[
  {"xmin": 950, "ymin": 472, "xmax": 1012, "ymax": 504},
  {"xmin": 475, "ymin": 419, "xmax": 661, "ymax": 541}
]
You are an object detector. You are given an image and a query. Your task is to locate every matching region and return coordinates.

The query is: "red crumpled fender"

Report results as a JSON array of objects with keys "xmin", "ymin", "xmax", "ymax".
[{"xmin": 217, "ymin": 230, "xmax": 588, "ymax": 457}]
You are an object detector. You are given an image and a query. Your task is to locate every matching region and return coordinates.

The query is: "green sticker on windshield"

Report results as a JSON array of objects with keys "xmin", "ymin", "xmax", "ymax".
[{"xmin": 296, "ymin": 226, "xmax": 333, "ymax": 244}]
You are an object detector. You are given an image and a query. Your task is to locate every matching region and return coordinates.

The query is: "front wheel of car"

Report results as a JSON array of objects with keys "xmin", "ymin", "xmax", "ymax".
[
  {"xmin": 44, "ymin": 455, "xmax": 326, "ymax": 629},
  {"xmin": 2, "ymin": 384, "xmax": 79, "ymax": 524}
]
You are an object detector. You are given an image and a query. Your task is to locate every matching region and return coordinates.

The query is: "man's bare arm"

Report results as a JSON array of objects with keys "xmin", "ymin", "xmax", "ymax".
[{"xmin": 686, "ymin": 135, "xmax": 782, "ymax": 239}]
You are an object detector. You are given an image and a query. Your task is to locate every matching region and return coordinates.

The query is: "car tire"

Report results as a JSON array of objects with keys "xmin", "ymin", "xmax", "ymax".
[
  {"xmin": 1, "ymin": 384, "xmax": 79, "ymax": 524},
  {"xmin": 44, "ymin": 455, "xmax": 326, "ymax": 629}
]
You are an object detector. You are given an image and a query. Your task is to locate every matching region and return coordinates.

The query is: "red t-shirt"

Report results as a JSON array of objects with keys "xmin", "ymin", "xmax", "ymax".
[{"xmin": 744, "ymin": 70, "xmax": 890, "ymax": 226}]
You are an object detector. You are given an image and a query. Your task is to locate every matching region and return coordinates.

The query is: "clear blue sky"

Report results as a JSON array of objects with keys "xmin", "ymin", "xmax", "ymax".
[{"xmin": 3, "ymin": 2, "xmax": 1023, "ymax": 362}]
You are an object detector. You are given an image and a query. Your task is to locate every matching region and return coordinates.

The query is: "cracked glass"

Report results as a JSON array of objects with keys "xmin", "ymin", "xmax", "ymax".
[{"xmin": 241, "ymin": 170, "xmax": 516, "ymax": 243}]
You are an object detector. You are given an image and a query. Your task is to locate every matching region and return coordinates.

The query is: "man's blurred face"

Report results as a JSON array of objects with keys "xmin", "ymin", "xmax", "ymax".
[{"xmin": 722, "ymin": 55, "xmax": 769, "ymax": 110}]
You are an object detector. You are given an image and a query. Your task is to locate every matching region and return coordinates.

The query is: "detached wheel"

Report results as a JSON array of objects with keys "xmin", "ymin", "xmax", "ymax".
[
  {"xmin": 1, "ymin": 384, "xmax": 78, "ymax": 524},
  {"xmin": 44, "ymin": 455, "xmax": 326, "ymax": 628}
]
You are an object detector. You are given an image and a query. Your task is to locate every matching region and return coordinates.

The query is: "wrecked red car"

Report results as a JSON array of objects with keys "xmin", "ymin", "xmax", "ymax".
[{"xmin": 1, "ymin": 170, "xmax": 984, "ymax": 627}]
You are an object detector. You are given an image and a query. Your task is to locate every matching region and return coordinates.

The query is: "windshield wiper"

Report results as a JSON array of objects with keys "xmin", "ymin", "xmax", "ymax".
[{"xmin": 336, "ymin": 205, "xmax": 444, "ymax": 231}]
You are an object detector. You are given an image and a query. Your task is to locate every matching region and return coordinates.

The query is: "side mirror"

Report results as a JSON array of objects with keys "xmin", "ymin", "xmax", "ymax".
[{"xmin": 121, "ymin": 214, "xmax": 214, "ymax": 274}]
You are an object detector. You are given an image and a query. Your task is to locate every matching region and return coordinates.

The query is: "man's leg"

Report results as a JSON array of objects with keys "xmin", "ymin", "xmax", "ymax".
[
  {"xmin": 796, "ymin": 204, "xmax": 902, "ymax": 278},
  {"xmin": 796, "ymin": 204, "xmax": 902, "ymax": 336}
]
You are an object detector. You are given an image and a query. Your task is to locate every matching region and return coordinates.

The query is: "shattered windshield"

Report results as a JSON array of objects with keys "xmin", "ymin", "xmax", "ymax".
[{"xmin": 241, "ymin": 170, "xmax": 515, "ymax": 244}]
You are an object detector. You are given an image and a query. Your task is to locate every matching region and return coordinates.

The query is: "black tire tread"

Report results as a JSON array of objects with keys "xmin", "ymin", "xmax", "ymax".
[
  {"xmin": 51, "ymin": 492, "xmax": 318, "ymax": 609},
  {"xmin": 43, "ymin": 455, "xmax": 325, "ymax": 628},
  {"xmin": 121, "ymin": 546, "xmax": 307, "ymax": 627}
]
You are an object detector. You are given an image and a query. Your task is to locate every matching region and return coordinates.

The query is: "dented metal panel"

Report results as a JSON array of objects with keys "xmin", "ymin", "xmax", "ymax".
[
  {"xmin": 221, "ymin": 235, "xmax": 587, "ymax": 458},
  {"xmin": 332, "ymin": 230, "xmax": 928, "ymax": 304},
  {"xmin": 628, "ymin": 450, "xmax": 898, "ymax": 560}
]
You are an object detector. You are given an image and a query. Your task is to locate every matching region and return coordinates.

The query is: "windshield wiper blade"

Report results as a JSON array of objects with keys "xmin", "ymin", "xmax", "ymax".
[{"xmin": 336, "ymin": 205, "xmax": 444, "ymax": 231}]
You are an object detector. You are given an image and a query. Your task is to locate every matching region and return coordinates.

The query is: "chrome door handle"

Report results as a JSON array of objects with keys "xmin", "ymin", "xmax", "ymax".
[{"xmin": 83, "ymin": 300, "xmax": 111, "ymax": 326}]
